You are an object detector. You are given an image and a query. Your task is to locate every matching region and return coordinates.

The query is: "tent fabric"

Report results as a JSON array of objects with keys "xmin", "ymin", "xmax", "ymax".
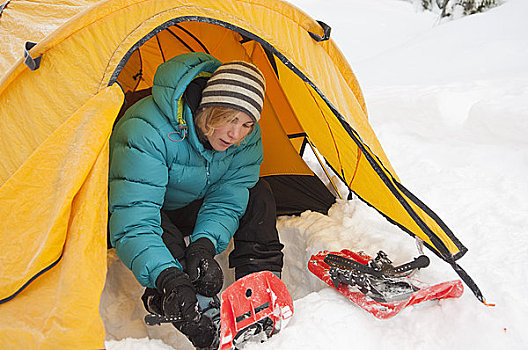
[
  {"xmin": 0, "ymin": 84, "xmax": 123, "ymax": 348},
  {"xmin": 0, "ymin": 0, "xmax": 479, "ymax": 347}
]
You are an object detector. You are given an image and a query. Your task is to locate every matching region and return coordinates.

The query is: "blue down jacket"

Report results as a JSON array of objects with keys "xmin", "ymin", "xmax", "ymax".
[{"xmin": 108, "ymin": 53, "xmax": 263, "ymax": 288}]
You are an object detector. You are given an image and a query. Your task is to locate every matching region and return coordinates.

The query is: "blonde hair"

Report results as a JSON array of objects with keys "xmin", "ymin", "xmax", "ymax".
[{"xmin": 195, "ymin": 106, "xmax": 255, "ymax": 145}]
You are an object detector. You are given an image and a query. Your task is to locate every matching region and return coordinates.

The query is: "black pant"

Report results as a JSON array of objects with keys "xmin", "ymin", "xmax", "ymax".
[{"xmin": 161, "ymin": 179, "xmax": 284, "ymax": 278}]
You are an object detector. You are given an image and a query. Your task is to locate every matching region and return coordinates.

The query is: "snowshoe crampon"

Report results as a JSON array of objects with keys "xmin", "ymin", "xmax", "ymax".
[
  {"xmin": 219, "ymin": 271, "xmax": 293, "ymax": 349},
  {"xmin": 308, "ymin": 249, "xmax": 464, "ymax": 319}
]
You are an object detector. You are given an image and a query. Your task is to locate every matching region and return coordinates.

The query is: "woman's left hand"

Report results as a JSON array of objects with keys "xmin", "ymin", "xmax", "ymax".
[{"xmin": 185, "ymin": 238, "xmax": 224, "ymax": 296}]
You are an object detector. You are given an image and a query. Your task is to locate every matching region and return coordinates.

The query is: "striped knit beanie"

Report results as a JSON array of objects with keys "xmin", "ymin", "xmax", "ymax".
[{"xmin": 199, "ymin": 61, "xmax": 266, "ymax": 122}]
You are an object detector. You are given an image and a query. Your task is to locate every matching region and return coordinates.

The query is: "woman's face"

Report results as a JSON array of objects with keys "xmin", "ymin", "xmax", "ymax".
[{"xmin": 206, "ymin": 110, "xmax": 255, "ymax": 151}]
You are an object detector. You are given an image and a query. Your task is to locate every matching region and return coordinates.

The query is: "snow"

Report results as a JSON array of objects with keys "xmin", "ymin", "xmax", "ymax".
[{"xmin": 102, "ymin": 0, "xmax": 528, "ymax": 349}]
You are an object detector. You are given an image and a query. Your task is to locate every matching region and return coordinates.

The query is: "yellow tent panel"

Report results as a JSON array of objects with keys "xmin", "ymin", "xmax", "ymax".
[{"xmin": 0, "ymin": 85, "xmax": 123, "ymax": 348}]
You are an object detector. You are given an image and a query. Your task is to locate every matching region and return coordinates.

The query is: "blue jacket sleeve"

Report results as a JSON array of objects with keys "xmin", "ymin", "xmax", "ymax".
[
  {"xmin": 108, "ymin": 116, "xmax": 182, "ymax": 288},
  {"xmin": 191, "ymin": 129, "xmax": 263, "ymax": 253}
]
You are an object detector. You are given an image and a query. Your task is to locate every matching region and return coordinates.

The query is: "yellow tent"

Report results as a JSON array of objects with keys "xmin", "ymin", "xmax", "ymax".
[{"xmin": 0, "ymin": 0, "xmax": 483, "ymax": 348}]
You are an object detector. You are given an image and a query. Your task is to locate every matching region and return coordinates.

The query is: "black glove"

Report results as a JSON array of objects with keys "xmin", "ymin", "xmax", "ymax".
[
  {"xmin": 155, "ymin": 267, "xmax": 200, "ymax": 323},
  {"xmin": 141, "ymin": 287, "xmax": 164, "ymax": 316},
  {"xmin": 176, "ymin": 314, "xmax": 218, "ymax": 349},
  {"xmin": 185, "ymin": 238, "xmax": 224, "ymax": 297},
  {"xmin": 155, "ymin": 267, "xmax": 218, "ymax": 349}
]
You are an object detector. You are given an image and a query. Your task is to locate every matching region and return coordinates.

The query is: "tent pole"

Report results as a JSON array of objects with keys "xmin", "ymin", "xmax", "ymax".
[{"xmin": 306, "ymin": 138, "xmax": 342, "ymax": 200}]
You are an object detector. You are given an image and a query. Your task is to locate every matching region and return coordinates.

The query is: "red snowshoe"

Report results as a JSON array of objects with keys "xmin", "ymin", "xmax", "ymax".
[
  {"xmin": 308, "ymin": 249, "xmax": 463, "ymax": 319},
  {"xmin": 219, "ymin": 271, "xmax": 294, "ymax": 349}
]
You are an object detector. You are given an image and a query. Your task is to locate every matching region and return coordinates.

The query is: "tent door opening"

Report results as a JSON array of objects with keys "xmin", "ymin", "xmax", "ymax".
[{"xmin": 111, "ymin": 19, "xmax": 338, "ymax": 216}]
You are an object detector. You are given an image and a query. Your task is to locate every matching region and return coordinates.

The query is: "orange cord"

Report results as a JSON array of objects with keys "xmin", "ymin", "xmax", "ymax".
[{"xmin": 482, "ymin": 299, "xmax": 496, "ymax": 307}]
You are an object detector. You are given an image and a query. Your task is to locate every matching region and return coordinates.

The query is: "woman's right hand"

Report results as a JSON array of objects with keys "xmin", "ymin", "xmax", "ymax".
[
  {"xmin": 156, "ymin": 267, "xmax": 200, "ymax": 322},
  {"xmin": 156, "ymin": 267, "xmax": 218, "ymax": 348}
]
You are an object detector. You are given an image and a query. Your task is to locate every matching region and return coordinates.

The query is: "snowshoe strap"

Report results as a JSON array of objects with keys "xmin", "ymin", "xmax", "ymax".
[
  {"xmin": 391, "ymin": 255, "xmax": 430, "ymax": 276},
  {"xmin": 144, "ymin": 313, "xmax": 182, "ymax": 326},
  {"xmin": 324, "ymin": 254, "xmax": 382, "ymax": 277},
  {"xmin": 324, "ymin": 253, "xmax": 429, "ymax": 278}
]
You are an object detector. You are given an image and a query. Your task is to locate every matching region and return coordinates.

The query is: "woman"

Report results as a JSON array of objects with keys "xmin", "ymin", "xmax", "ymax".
[{"xmin": 108, "ymin": 52, "xmax": 283, "ymax": 349}]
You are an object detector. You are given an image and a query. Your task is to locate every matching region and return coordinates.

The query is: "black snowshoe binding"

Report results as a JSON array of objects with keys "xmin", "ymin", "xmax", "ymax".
[{"xmin": 324, "ymin": 251, "xmax": 430, "ymax": 303}]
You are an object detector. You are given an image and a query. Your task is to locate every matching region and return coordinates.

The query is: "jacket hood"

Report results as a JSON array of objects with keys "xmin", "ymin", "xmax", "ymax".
[{"xmin": 151, "ymin": 52, "xmax": 222, "ymax": 129}]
